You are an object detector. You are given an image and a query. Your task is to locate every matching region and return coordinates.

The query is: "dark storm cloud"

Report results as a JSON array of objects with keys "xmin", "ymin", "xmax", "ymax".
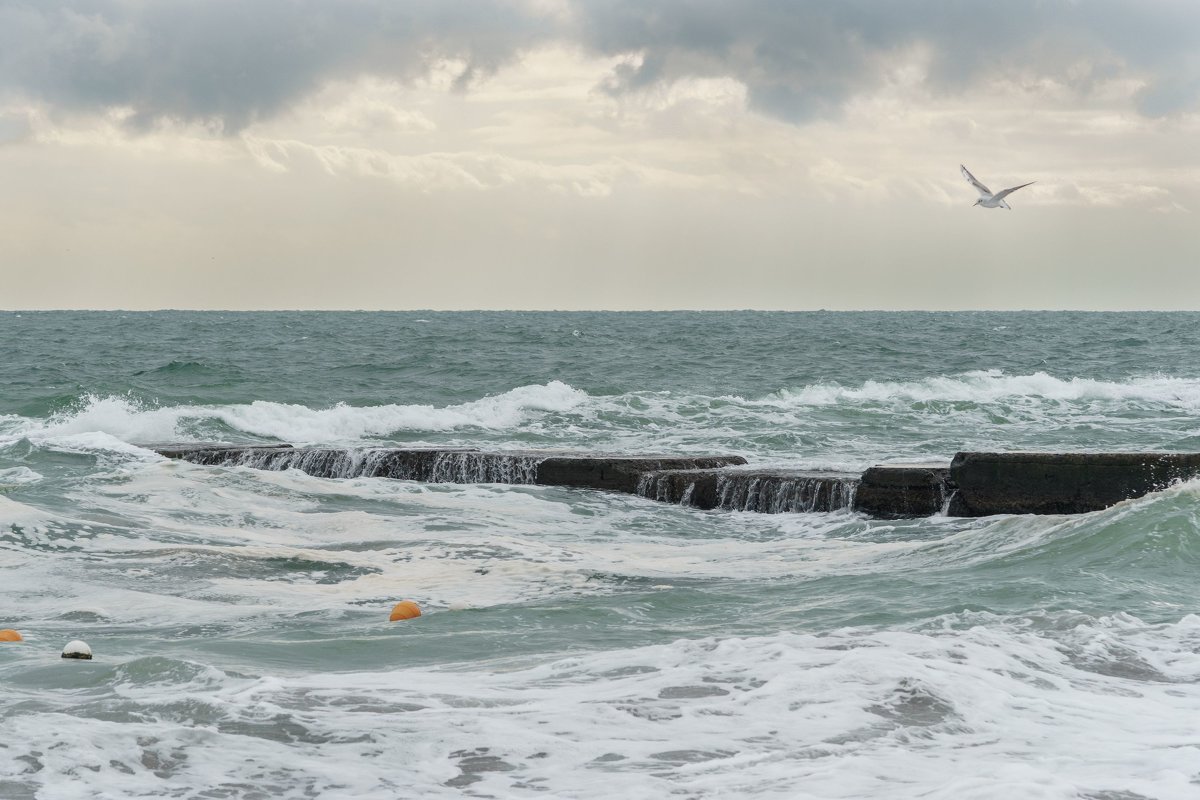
[
  {"xmin": 0, "ymin": 0, "xmax": 553, "ymax": 131},
  {"xmin": 2, "ymin": 0, "xmax": 1197, "ymax": 132},
  {"xmin": 575, "ymin": 0, "xmax": 1200, "ymax": 120}
]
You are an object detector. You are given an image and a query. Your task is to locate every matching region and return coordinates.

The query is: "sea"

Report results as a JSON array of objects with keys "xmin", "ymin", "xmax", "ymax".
[{"xmin": 3, "ymin": 310, "xmax": 1200, "ymax": 799}]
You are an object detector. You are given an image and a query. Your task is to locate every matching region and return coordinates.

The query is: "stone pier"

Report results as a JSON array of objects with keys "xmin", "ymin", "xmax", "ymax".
[
  {"xmin": 154, "ymin": 444, "xmax": 747, "ymax": 494},
  {"xmin": 153, "ymin": 445, "xmax": 1200, "ymax": 519},
  {"xmin": 854, "ymin": 464, "xmax": 952, "ymax": 519},
  {"xmin": 947, "ymin": 451, "xmax": 1200, "ymax": 516}
]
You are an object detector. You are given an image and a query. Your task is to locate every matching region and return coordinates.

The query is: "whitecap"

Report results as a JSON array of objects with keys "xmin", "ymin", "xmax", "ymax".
[
  {"xmin": 0, "ymin": 466, "xmax": 43, "ymax": 486},
  {"xmin": 0, "ymin": 381, "xmax": 591, "ymax": 449},
  {"xmin": 766, "ymin": 371, "xmax": 1200, "ymax": 408}
]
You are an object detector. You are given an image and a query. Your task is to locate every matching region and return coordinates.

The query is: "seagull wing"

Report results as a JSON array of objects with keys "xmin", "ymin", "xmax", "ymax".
[
  {"xmin": 961, "ymin": 164, "xmax": 991, "ymax": 196},
  {"xmin": 992, "ymin": 181, "xmax": 1035, "ymax": 201}
]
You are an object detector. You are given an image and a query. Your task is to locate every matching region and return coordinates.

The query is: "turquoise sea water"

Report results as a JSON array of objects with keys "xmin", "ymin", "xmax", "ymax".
[{"xmin": 3, "ymin": 311, "xmax": 1200, "ymax": 798}]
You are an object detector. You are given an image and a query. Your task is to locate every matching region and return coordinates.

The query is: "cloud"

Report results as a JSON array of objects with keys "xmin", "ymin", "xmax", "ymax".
[
  {"xmin": 241, "ymin": 133, "xmax": 710, "ymax": 197},
  {"xmin": 1, "ymin": 0, "xmax": 1197, "ymax": 135},
  {"xmin": 0, "ymin": 109, "xmax": 33, "ymax": 144},
  {"xmin": 0, "ymin": 0, "xmax": 553, "ymax": 131},
  {"xmin": 575, "ymin": 1, "xmax": 1200, "ymax": 120}
]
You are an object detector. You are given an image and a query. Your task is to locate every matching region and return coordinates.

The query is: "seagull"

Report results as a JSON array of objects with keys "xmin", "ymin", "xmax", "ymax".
[{"xmin": 961, "ymin": 164, "xmax": 1035, "ymax": 209}]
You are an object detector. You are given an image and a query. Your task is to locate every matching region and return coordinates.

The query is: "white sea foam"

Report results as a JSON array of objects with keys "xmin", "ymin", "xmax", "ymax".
[
  {"xmin": 210, "ymin": 380, "xmax": 588, "ymax": 441},
  {"xmin": 5, "ymin": 411, "xmax": 1200, "ymax": 797},
  {"xmin": 0, "ymin": 493, "xmax": 81, "ymax": 530},
  {"xmin": 3, "ymin": 373, "xmax": 1198, "ymax": 468},
  {"xmin": 0, "ymin": 458, "xmax": 909, "ymax": 633},
  {"xmin": 4, "ymin": 401, "xmax": 164, "ymax": 452},
  {"xmin": 0, "ymin": 466, "xmax": 43, "ymax": 486},
  {"xmin": 0, "ymin": 381, "xmax": 589, "ymax": 448},
  {"xmin": 768, "ymin": 370, "xmax": 1200, "ymax": 408},
  {"xmin": 6, "ymin": 615, "xmax": 1200, "ymax": 798}
]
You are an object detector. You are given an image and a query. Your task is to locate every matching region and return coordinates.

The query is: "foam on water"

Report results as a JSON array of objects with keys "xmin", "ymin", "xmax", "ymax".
[
  {"xmin": 5, "ymin": 614, "xmax": 1200, "ymax": 798},
  {"xmin": 6, "ymin": 371, "xmax": 1200, "ymax": 472},
  {"xmin": 9, "ymin": 461, "xmax": 899, "ymax": 614},
  {"xmin": 5, "ymin": 312, "xmax": 1200, "ymax": 798},
  {"xmin": 1, "ymin": 381, "xmax": 588, "ymax": 449},
  {"xmin": 771, "ymin": 370, "xmax": 1200, "ymax": 408},
  {"xmin": 0, "ymin": 466, "xmax": 42, "ymax": 487}
]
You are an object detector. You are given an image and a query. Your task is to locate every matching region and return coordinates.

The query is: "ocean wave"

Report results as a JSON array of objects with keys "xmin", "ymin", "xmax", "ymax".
[
  {"xmin": 5, "ymin": 372, "xmax": 1200, "ymax": 462},
  {"xmin": 7, "ymin": 618, "xmax": 1195, "ymax": 798},
  {"xmin": 0, "ymin": 466, "xmax": 43, "ymax": 487},
  {"xmin": 897, "ymin": 477, "xmax": 1200, "ymax": 576},
  {"xmin": 196, "ymin": 379, "xmax": 586, "ymax": 441},
  {"xmin": 132, "ymin": 360, "xmax": 231, "ymax": 376},
  {"xmin": 766, "ymin": 371, "xmax": 1200, "ymax": 408},
  {"xmin": 3, "ymin": 381, "xmax": 589, "ymax": 446}
]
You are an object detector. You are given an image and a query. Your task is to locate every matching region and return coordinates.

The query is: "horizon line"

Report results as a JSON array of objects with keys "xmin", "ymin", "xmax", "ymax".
[{"xmin": 3, "ymin": 308, "xmax": 1199, "ymax": 314}]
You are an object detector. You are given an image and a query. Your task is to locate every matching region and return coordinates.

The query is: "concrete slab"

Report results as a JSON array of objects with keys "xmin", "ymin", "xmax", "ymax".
[
  {"xmin": 155, "ymin": 445, "xmax": 1200, "ymax": 518},
  {"xmin": 854, "ymin": 463, "xmax": 952, "ymax": 518},
  {"xmin": 153, "ymin": 445, "xmax": 746, "ymax": 493},
  {"xmin": 948, "ymin": 451, "xmax": 1200, "ymax": 516}
]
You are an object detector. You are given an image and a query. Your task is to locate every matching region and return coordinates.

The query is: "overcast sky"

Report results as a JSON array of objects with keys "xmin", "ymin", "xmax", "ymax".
[{"xmin": 2, "ymin": 0, "xmax": 1198, "ymax": 310}]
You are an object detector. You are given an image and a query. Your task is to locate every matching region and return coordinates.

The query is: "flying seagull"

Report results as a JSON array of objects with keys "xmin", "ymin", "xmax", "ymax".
[{"xmin": 961, "ymin": 165, "xmax": 1035, "ymax": 209}]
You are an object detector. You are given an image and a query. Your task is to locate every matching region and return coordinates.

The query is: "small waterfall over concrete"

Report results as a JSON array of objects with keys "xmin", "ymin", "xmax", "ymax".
[
  {"xmin": 854, "ymin": 464, "xmax": 953, "ymax": 519},
  {"xmin": 158, "ymin": 446, "xmax": 541, "ymax": 484},
  {"xmin": 715, "ymin": 473, "xmax": 859, "ymax": 513},
  {"xmin": 939, "ymin": 488, "xmax": 957, "ymax": 516},
  {"xmin": 636, "ymin": 469, "xmax": 860, "ymax": 513},
  {"xmin": 635, "ymin": 471, "xmax": 678, "ymax": 503},
  {"xmin": 155, "ymin": 446, "xmax": 743, "ymax": 492},
  {"xmin": 425, "ymin": 451, "xmax": 541, "ymax": 484},
  {"xmin": 157, "ymin": 445, "xmax": 1200, "ymax": 518}
]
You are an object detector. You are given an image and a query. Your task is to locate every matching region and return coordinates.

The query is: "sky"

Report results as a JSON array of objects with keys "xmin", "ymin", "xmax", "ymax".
[{"xmin": 1, "ymin": 0, "xmax": 1198, "ymax": 310}]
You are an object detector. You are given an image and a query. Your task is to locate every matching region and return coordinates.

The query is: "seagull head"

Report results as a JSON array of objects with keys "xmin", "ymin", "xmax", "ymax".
[{"xmin": 973, "ymin": 199, "xmax": 982, "ymax": 206}]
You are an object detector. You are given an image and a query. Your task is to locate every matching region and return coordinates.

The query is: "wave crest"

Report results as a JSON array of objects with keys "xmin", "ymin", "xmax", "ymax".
[
  {"xmin": 769, "ymin": 371, "xmax": 1200, "ymax": 408},
  {"xmin": 9, "ymin": 381, "xmax": 589, "ymax": 446}
]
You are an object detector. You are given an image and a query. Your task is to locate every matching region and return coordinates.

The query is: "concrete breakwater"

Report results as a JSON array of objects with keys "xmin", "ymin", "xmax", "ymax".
[
  {"xmin": 947, "ymin": 451, "xmax": 1200, "ymax": 516},
  {"xmin": 153, "ymin": 445, "xmax": 748, "ymax": 494},
  {"xmin": 154, "ymin": 446, "xmax": 1200, "ymax": 518}
]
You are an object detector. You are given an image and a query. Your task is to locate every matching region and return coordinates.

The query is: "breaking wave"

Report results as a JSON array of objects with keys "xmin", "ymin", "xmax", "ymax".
[
  {"xmin": 0, "ymin": 381, "xmax": 589, "ymax": 446},
  {"xmin": 767, "ymin": 370, "xmax": 1200, "ymax": 408}
]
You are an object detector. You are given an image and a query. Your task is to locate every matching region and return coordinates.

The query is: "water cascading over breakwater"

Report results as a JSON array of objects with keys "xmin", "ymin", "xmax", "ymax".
[
  {"xmin": 636, "ymin": 469, "xmax": 860, "ymax": 513},
  {"xmin": 158, "ymin": 446, "xmax": 543, "ymax": 484},
  {"xmin": 715, "ymin": 473, "xmax": 859, "ymax": 513},
  {"xmin": 157, "ymin": 446, "xmax": 747, "ymax": 495}
]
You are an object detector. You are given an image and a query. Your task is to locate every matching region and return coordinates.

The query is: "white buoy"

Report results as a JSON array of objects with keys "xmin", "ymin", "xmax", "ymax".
[{"xmin": 61, "ymin": 640, "xmax": 92, "ymax": 660}]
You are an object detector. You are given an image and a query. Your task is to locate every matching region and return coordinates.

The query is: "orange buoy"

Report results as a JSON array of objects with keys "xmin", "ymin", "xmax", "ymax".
[
  {"xmin": 0, "ymin": 629, "xmax": 23, "ymax": 642},
  {"xmin": 389, "ymin": 600, "xmax": 422, "ymax": 621}
]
